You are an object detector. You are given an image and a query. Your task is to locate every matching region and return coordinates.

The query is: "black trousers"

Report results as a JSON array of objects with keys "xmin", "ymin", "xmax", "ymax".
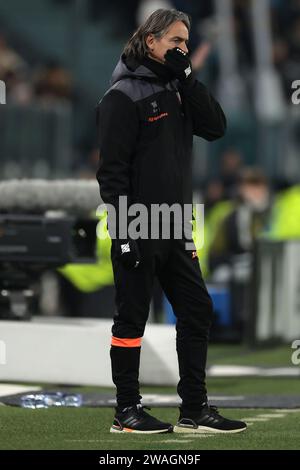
[{"xmin": 110, "ymin": 236, "xmax": 213, "ymax": 412}]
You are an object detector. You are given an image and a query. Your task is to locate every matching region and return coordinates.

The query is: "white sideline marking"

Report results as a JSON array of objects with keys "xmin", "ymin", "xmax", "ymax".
[
  {"xmin": 241, "ymin": 418, "xmax": 269, "ymax": 422},
  {"xmin": 208, "ymin": 366, "xmax": 259, "ymax": 376},
  {"xmin": 275, "ymin": 409, "xmax": 300, "ymax": 413},
  {"xmin": 242, "ymin": 410, "xmax": 296, "ymax": 425},
  {"xmin": 208, "ymin": 365, "xmax": 300, "ymax": 377},
  {"xmin": 66, "ymin": 438, "xmax": 194, "ymax": 444},
  {"xmin": 141, "ymin": 394, "xmax": 245, "ymax": 404},
  {"xmin": 66, "ymin": 439, "xmax": 104, "ymax": 443},
  {"xmin": 161, "ymin": 439, "xmax": 193, "ymax": 443}
]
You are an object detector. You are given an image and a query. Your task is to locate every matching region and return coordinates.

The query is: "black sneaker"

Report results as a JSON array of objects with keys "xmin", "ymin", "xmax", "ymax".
[
  {"xmin": 110, "ymin": 404, "xmax": 173, "ymax": 434},
  {"xmin": 174, "ymin": 404, "xmax": 247, "ymax": 434}
]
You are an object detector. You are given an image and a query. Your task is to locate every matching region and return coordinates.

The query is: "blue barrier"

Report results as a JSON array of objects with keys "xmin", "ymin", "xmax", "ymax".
[{"xmin": 164, "ymin": 284, "xmax": 231, "ymax": 326}]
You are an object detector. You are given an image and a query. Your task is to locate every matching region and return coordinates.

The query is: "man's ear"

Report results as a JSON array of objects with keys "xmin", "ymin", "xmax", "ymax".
[{"xmin": 145, "ymin": 33, "xmax": 155, "ymax": 50}]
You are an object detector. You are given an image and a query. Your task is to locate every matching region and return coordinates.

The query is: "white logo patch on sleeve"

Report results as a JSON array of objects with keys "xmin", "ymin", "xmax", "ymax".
[
  {"xmin": 121, "ymin": 243, "xmax": 130, "ymax": 254},
  {"xmin": 184, "ymin": 66, "xmax": 192, "ymax": 78}
]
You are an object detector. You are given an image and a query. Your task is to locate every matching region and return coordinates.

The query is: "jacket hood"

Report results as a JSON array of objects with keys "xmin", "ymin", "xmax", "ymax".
[{"xmin": 110, "ymin": 54, "xmax": 159, "ymax": 86}]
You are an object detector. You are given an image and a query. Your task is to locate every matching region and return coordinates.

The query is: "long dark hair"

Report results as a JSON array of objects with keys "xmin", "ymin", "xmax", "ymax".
[{"xmin": 123, "ymin": 9, "xmax": 190, "ymax": 60}]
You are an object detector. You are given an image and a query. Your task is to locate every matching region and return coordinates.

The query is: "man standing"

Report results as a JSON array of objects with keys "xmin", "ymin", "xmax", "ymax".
[{"xmin": 96, "ymin": 8, "xmax": 246, "ymax": 434}]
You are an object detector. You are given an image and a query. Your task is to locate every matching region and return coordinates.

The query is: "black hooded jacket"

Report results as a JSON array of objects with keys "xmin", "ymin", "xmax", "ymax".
[{"xmin": 96, "ymin": 54, "xmax": 226, "ymax": 220}]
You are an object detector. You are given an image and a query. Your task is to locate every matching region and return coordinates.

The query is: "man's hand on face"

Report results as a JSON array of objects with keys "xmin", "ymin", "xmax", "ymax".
[{"xmin": 164, "ymin": 47, "xmax": 195, "ymax": 87}]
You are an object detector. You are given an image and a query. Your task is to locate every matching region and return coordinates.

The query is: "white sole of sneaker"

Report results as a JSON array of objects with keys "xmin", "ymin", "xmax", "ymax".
[
  {"xmin": 110, "ymin": 426, "xmax": 173, "ymax": 434},
  {"xmin": 173, "ymin": 424, "xmax": 247, "ymax": 434}
]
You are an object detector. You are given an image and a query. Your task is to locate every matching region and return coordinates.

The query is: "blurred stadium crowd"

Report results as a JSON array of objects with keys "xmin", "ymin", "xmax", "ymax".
[
  {"xmin": 2, "ymin": 1, "xmax": 300, "ymax": 98},
  {"xmin": 1, "ymin": 0, "xmax": 300, "ymax": 340}
]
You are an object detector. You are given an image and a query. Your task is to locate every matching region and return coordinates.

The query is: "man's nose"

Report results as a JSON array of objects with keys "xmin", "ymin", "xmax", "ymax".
[{"xmin": 181, "ymin": 42, "xmax": 188, "ymax": 53}]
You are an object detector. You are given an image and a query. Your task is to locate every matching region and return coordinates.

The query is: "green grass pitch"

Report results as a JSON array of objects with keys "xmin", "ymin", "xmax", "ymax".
[
  {"xmin": 0, "ymin": 404, "xmax": 299, "ymax": 450},
  {"xmin": 1, "ymin": 346, "xmax": 299, "ymax": 450}
]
